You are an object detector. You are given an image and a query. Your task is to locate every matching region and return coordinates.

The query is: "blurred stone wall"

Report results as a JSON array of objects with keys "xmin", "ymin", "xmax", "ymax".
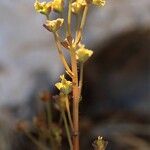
[{"xmin": 0, "ymin": 0, "xmax": 150, "ymax": 107}]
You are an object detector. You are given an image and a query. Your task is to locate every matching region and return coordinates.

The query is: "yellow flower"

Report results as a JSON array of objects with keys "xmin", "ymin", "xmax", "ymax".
[
  {"xmin": 43, "ymin": 18, "xmax": 64, "ymax": 32},
  {"xmin": 92, "ymin": 0, "xmax": 106, "ymax": 6},
  {"xmin": 77, "ymin": 0, "xmax": 87, "ymax": 5},
  {"xmin": 71, "ymin": 2, "xmax": 82, "ymax": 14},
  {"xmin": 55, "ymin": 75, "xmax": 72, "ymax": 95},
  {"xmin": 76, "ymin": 47, "xmax": 93, "ymax": 63},
  {"xmin": 34, "ymin": 0, "xmax": 52, "ymax": 15},
  {"xmin": 71, "ymin": 0, "xmax": 87, "ymax": 14},
  {"xmin": 52, "ymin": 0, "xmax": 64, "ymax": 12}
]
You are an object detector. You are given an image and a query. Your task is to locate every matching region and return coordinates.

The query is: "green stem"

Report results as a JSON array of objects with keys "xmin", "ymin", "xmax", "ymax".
[
  {"xmin": 46, "ymin": 101, "xmax": 52, "ymax": 126},
  {"xmin": 46, "ymin": 102, "xmax": 55, "ymax": 150},
  {"xmin": 62, "ymin": 109, "xmax": 73, "ymax": 150},
  {"xmin": 25, "ymin": 131, "xmax": 48, "ymax": 150},
  {"xmin": 65, "ymin": 95, "xmax": 73, "ymax": 131}
]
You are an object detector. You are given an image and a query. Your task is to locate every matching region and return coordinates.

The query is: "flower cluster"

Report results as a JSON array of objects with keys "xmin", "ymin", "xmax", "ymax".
[
  {"xmin": 71, "ymin": 0, "xmax": 106, "ymax": 14},
  {"xmin": 34, "ymin": 0, "xmax": 64, "ymax": 32},
  {"xmin": 34, "ymin": 0, "xmax": 64, "ymax": 15}
]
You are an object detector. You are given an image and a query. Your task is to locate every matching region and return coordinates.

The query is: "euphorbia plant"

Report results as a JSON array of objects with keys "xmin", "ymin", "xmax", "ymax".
[{"xmin": 33, "ymin": 0, "xmax": 107, "ymax": 149}]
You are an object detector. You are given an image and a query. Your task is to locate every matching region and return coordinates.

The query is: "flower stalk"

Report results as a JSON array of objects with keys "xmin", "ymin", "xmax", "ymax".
[
  {"xmin": 67, "ymin": 0, "xmax": 73, "ymax": 36},
  {"xmin": 75, "ymin": 5, "xmax": 89, "ymax": 44}
]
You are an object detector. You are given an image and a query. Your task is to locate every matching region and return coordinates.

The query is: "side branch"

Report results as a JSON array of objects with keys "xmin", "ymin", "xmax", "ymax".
[
  {"xmin": 53, "ymin": 32, "xmax": 73, "ymax": 76},
  {"xmin": 75, "ymin": 5, "xmax": 89, "ymax": 44}
]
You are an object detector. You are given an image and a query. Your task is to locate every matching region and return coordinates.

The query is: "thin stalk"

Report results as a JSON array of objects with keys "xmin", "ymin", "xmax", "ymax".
[
  {"xmin": 78, "ymin": 63, "xmax": 84, "ymax": 98},
  {"xmin": 75, "ymin": 14, "xmax": 80, "ymax": 41},
  {"xmin": 75, "ymin": 5, "xmax": 89, "ymax": 44},
  {"xmin": 67, "ymin": 0, "xmax": 73, "ymax": 36},
  {"xmin": 46, "ymin": 102, "xmax": 55, "ymax": 150},
  {"xmin": 46, "ymin": 101, "xmax": 52, "ymax": 126},
  {"xmin": 65, "ymin": 95, "xmax": 73, "ymax": 131},
  {"xmin": 46, "ymin": 14, "xmax": 50, "ymax": 20},
  {"xmin": 80, "ymin": 5, "xmax": 89, "ymax": 30},
  {"xmin": 70, "ymin": 47, "xmax": 79, "ymax": 150},
  {"xmin": 53, "ymin": 32, "xmax": 73, "ymax": 76},
  {"xmin": 62, "ymin": 109, "xmax": 73, "ymax": 150},
  {"xmin": 60, "ymin": 12, "xmax": 67, "ymax": 34},
  {"xmin": 24, "ymin": 131, "xmax": 48, "ymax": 150}
]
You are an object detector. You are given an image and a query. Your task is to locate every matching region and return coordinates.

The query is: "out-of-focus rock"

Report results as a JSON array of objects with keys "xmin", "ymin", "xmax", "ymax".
[{"xmin": 80, "ymin": 28, "xmax": 150, "ymax": 150}]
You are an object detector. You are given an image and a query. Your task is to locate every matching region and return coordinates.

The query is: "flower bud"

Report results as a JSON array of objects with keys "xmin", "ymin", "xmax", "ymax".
[
  {"xmin": 55, "ymin": 75, "xmax": 72, "ymax": 95},
  {"xmin": 50, "ymin": 124, "xmax": 62, "ymax": 145},
  {"xmin": 43, "ymin": 18, "xmax": 64, "ymax": 32},
  {"xmin": 92, "ymin": 0, "xmax": 106, "ymax": 6},
  {"xmin": 52, "ymin": 0, "xmax": 64, "ymax": 13},
  {"xmin": 16, "ymin": 121, "xmax": 29, "ymax": 132},
  {"xmin": 71, "ymin": 0, "xmax": 88, "ymax": 14},
  {"xmin": 33, "ymin": 116, "xmax": 47, "ymax": 129},
  {"xmin": 92, "ymin": 136, "xmax": 108, "ymax": 150},
  {"xmin": 39, "ymin": 91, "xmax": 52, "ymax": 102},
  {"xmin": 71, "ymin": 2, "xmax": 83, "ymax": 14},
  {"xmin": 53, "ymin": 94, "xmax": 68, "ymax": 111},
  {"xmin": 34, "ymin": 0, "xmax": 52, "ymax": 15},
  {"xmin": 76, "ymin": 47, "xmax": 93, "ymax": 63}
]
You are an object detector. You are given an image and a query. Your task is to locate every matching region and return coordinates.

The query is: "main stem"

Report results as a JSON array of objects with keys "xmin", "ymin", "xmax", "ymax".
[{"xmin": 70, "ymin": 48, "xmax": 79, "ymax": 150}]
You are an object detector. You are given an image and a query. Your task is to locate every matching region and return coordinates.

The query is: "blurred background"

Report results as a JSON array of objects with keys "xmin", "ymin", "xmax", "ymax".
[{"xmin": 0, "ymin": 0, "xmax": 150, "ymax": 149}]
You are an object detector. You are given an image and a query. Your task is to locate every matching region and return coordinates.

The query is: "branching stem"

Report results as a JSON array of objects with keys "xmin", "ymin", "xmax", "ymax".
[
  {"xmin": 24, "ymin": 131, "xmax": 48, "ymax": 150},
  {"xmin": 53, "ymin": 32, "xmax": 73, "ymax": 76}
]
